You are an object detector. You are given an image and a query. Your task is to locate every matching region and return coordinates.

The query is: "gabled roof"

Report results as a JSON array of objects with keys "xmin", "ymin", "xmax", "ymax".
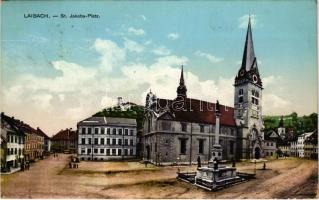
[
  {"xmin": 155, "ymin": 98, "xmax": 236, "ymax": 127},
  {"xmin": 36, "ymin": 128, "xmax": 50, "ymax": 139},
  {"xmin": 52, "ymin": 129, "xmax": 78, "ymax": 140}
]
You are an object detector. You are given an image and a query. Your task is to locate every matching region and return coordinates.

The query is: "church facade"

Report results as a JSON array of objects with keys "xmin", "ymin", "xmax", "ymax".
[{"xmin": 143, "ymin": 17, "xmax": 264, "ymax": 164}]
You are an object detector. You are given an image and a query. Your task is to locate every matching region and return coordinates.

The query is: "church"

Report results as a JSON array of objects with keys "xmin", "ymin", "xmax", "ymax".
[{"xmin": 143, "ymin": 17, "xmax": 264, "ymax": 164}]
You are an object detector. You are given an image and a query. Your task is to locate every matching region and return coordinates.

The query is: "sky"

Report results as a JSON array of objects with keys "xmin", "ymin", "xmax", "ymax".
[{"xmin": 1, "ymin": 1, "xmax": 317, "ymax": 136}]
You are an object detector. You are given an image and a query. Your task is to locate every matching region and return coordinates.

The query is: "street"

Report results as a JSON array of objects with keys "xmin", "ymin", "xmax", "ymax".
[{"xmin": 1, "ymin": 154, "xmax": 318, "ymax": 199}]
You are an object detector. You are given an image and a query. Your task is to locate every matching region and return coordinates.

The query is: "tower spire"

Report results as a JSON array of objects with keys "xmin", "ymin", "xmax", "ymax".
[
  {"xmin": 180, "ymin": 65, "xmax": 185, "ymax": 85},
  {"xmin": 176, "ymin": 65, "xmax": 187, "ymax": 98},
  {"xmin": 241, "ymin": 15, "xmax": 256, "ymax": 71}
]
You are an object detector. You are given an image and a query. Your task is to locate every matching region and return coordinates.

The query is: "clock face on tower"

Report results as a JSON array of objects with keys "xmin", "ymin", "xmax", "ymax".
[{"xmin": 252, "ymin": 74, "xmax": 258, "ymax": 83}]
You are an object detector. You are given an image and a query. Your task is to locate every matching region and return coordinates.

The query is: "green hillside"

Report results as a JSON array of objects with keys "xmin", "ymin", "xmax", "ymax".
[
  {"xmin": 93, "ymin": 105, "xmax": 145, "ymax": 130},
  {"xmin": 263, "ymin": 112, "xmax": 317, "ymax": 135}
]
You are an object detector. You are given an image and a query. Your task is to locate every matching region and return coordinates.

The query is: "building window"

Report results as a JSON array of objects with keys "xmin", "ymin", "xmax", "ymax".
[
  {"xmin": 180, "ymin": 139, "xmax": 187, "ymax": 154},
  {"xmin": 94, "ymin": 149, "xmax": 98, "ymax": 154},
  {"xmin": 155, "ymin": 142, "xmax": 157, "ymax": 152},
  {"xmin": 124, "ymin": 129, "xmax": 129, "ymax": 135},
  {"xmin": 87, "ymin": 148, "xmax": 91, "ymax": 155},
  {"xmin": 112, "ymin": 128, "xmax": 116, "ymax": 135},
  {"xmin": 101, "ymin": 128, "xmax": 105, "ymax": 134},
  {"xmin": 165, "ymin": 139, "xmax": 169, "ymax": 144},
  {"xmin": 81, "ymin": 148, "xmax": 85, "ymax": 154},
  {"xmin": 94, "ymin": 128, "xmax": 99, "ymax": 134},
  {"xmin": 118, "ymin": 129, "xmax": 123, "ymax": 135},
  {"xmin": 81, "ymin": 128, "xmax": 86, "ymax": 134},
  {"xmin": 87, "ymin": 128, "xmax": 92, "ymax": 134},
  {"xmin": 107, "ymin": 128, "xmax": 110, "ymax": 135},
  {"xmin": 130, "ymin": 149, "xmax": 133, "ymax": 156},
  {"xmin": 130, "ymin": 139, "xmax": 133, "ymax": 146},
  {"xmin": 200, "ymin": 125, "xmax": 205, "ymax": 133},
  {"xmin": 198, "ymin": 140, "xmax": 204, "ymax": 154},
  {"xmin": 106, "ymin": 149, "xmax": 110, "ymax": 155},
  {"xmin": 230, "ymin": 141, "xmax": 234, "ymax": 154},
  {"xmin": 130, "ymin": 130, "xmax": 134, "ymax": 136},
  {"xmin": 100, "ymin": 149, "xmax": 104, "ymax": 154},
  {"xmin": 112, "ymin": 139, "xmax": 116, "ymax": 145},
  {"xmin": 181, "ymin": 123, "xmax": 187, "ymax": 132},
  {"xmin": 118, "ymin": 149, "xmax": 122, "ymax": 156},
  {"xmin": 124, "ymin": 149, "xmax": 128, "ymax": 156},
  {"xmin": 88, "ymin": 138, "xmax": 91, "ymax": 145},
  {"xmin": 239, "ymin": 96, "xmax": 243, "ymax": 103},
  {"xmin": 81, "ymin": 138, "xmax": 85, "ymax": 145},
  {"xmin": 100, "ymin": 138, "xmax": 105, "ymax": 145},
  {"xmin": 107, "ymin": 138, "xmax": 110, "ymax": 145},
  {"xmin": 271, "ymin": 152, "xmax": 273, "ymax": 156},
  {"xmin": 239, "ymin": 89, "xmax": 243, "ymax": 95},
  {"xmin": 112, "ymin": 149, "xmax": 116, "ymax": 155},
  {"xmin": 94, "ymin": 138, "xmax": 98, "ymax": 145},
  {"xmin": 118, "ymin": 139, "xmax": 122, "ymax": 145},
  {"xmin": 124, "ymin": 139, "xmax": 128, "ymax": 146}
]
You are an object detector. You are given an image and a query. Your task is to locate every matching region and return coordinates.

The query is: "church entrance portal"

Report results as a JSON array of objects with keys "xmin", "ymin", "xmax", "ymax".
[{"xmin": 254, "ymin": 147, "xmax": 261, "ymax": 159}]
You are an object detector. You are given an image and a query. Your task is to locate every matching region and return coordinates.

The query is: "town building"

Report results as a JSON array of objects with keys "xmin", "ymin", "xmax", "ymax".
[
  {"xmin": 290, "ymin": 140, "xmax": 298, "ymax": 157},
  {"xmin": 1, "ymin": 113, "xmax": 25, "ymax": 172},
  {"xmin": 51, "ymin": 128, "xmax": 78, "ymax": 153},
  {"xmin": 77, "ymin": 117, "xmax": 137, "ymax": 161},
  {"xmin": 36, "ymin": 127, "xmax": 51, "ymax": 155},
  {"xmin": 22, "ymin": 123, "xmax": 44, "ymax": 162},
  {"xmin": 263, "ymin": 131, "xmax": 279, "ymax": 158},
  {"xmin": 297, "ymin": 132, "xmax": 313, "ymax": 158},
  {"xmin": 304, "ymin": 130, "xmax": 317, "ymax": 159},
  {"xmin": 143, "ymin": 17, "xmax": 264, "ymax": 164}
]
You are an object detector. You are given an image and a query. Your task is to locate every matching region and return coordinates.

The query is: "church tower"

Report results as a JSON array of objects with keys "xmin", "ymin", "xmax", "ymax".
[{"xmin": 234, "ymin": 16, "xmax": 264, "ymax": 159}]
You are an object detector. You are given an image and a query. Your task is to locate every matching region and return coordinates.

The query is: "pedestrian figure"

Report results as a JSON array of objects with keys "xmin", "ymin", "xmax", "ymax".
[
  {"xmin": 27, "ymin": 163, "xmax": 30, "ymax": 170},
  {"xmin": 69, "ymin": 162, "xmax": 72, "ymax": 168},
  {"xmin": 144, "ymin": 160, "xmax": 148, "ymax": 167},
  {"xmin": 177, "ymin": 168, "xmax": 180, "ymax": 173},
  {"xmin": 73, "ymin": 163, "xmax": 76, "ymax": 168},
  {"xmin": 231, "ymin": 158, "xmax": 236, "ymax": 167},
  {"xmin": 263, "ymin": 162, "xmax": 266, "ymax": 170},
  {"xmin": 197, "ymin": 156, "xmax": 201, "ymax": 168}
]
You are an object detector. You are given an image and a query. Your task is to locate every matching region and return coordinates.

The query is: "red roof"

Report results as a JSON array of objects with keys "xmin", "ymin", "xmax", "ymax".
[
  {"xmin": 52, "ymin": 129, "xmax": 78, "ymax": 140},
  {"xmin": 36, "ymin": 128, "xmax": 50, "ymax": 139},
  {"xmin": 156, "ymin": 98, "xmax": 236, "ymax": 127}
]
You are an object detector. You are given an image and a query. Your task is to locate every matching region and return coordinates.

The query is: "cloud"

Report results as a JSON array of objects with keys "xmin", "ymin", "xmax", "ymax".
[
  {"xmin": 167, "ymin": 33, "xmax": 179, "ymax": 40},
  {"xmin": 195, "ymin": 50, "xmax": 223, "ymax": 63},
  {"xmin": 139, "ymin": 15, "xmax": 146, "ymax": 21},
  {"xmin": 239, "ymin": 14, "xmax": 257, "ymax": 29},
  {"xmin": 123, "ymin": 38, "xmax": 144, "ymax": 53},
  {"xmin": 128, "ymin": 27, "xmax": 145, "ymax": 36},
  {"xmin": 152, "ymin": 46, "xmax": 171, "ymax": 56},
  {"xmin": 263, "ymin": 94, "xmax": 292, "ymax": 115},
  {"xmin": 94, "ymin": 38, "xmax": 126, "ymax": 72},
  {"xmin": 2, "ymin": 36, "xmax": 292, "ymax": 136}
]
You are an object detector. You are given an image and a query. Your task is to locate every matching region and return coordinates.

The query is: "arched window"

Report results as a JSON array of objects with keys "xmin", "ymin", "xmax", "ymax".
[{"xmin": 239, "ymin": 89, "xmax": 243, "ymax": 95}]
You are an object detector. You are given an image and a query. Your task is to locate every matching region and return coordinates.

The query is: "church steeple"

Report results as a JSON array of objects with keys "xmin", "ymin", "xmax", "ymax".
[
  {"xmin": 177, "ymin": 65, "xmax": 187, "ymax": 98},
  {"xmin": 235, "ymin": 15, "xmax": 262, "ymax": 87},
  {"xmin": 241, "ymin": 16, "xmax": 257, "ymax": 71}
]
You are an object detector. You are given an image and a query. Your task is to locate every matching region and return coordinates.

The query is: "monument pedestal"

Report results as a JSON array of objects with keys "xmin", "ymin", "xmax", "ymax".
[{"xmin": 195, "ymin": 165, "xmax": 241, "ymax": 190}]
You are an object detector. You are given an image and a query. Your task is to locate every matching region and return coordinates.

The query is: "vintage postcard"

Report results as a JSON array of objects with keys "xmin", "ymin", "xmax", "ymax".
[{"xmin": 0, "ymin": 0, "xmax": 318, "ymax": 199}]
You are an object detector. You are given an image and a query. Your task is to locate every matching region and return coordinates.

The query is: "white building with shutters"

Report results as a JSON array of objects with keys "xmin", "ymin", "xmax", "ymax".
[{"xmin": 77, "ymin": 117, "xmax": 137, "ymax": 161}]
